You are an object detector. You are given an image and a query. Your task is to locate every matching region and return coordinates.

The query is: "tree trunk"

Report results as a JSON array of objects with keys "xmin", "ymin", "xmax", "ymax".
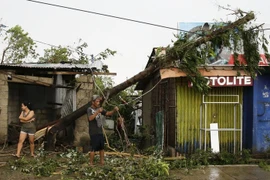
[
  {"xmin": 1, "ymin": 48, "xmax": 8, "ymax": 64},
  {"xmin": 44, "ymin": 12, "xmax": 255, "ymax": 150}
]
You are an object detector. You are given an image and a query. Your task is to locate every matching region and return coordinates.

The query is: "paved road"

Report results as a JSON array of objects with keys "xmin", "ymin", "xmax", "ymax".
[{"xmin": 170, "ymin": 165, "xmax": 270, "ymax": 180}]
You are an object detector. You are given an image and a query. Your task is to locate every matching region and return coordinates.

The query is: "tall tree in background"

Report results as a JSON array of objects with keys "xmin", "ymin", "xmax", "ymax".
[
  {"xmin": 1, "ymin": 25, "xmax": 37, "ymax": 64},
  {"xmin": 38, "ymin": 45, "xmax": 71, "ymax": 63},
  {"xmin": 39, "ymin": 39, "xmax": 116, "ymax": 65}
]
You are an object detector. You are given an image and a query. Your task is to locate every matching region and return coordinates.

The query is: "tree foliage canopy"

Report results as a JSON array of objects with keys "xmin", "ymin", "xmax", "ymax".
[
  {"xmin": 39, "ymin": 45, "xmax": 71, "ymax": 63},
  {"xmin": 156, "ymin": 10, "xmax": 269, "ymax": 93},
  {"xmin": 38, "ymin": 39, "xmax": 116, "ymax": 65},
  {"xmin": 0, "ymin": 25, "xmax": 116, "ymax": 72},
  {"xmin": 1, "ymin": 25, "xmax": 37, "ymax": 64}
]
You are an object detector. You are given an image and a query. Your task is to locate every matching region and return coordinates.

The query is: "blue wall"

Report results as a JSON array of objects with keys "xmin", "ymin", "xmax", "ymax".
[{"xmin": 252, "ymin": 74, "xmax": 270, "ymax": 152}]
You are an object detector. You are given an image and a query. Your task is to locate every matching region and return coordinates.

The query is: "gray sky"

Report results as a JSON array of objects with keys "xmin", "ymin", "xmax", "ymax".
[{"xmin": 1, "ymin": 0, "xmax": 269, "ymax": 85}]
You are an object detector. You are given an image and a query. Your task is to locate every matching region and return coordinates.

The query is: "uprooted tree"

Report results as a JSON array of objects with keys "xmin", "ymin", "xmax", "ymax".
[{"xmin": 45, "ymin": 10, "xmax": 269, "ymax": 150}]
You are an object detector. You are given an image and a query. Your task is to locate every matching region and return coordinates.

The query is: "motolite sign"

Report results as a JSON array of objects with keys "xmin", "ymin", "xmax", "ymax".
[{"xmin": 188, "ymin": 76, "xmax": 253, "ymax": 87}]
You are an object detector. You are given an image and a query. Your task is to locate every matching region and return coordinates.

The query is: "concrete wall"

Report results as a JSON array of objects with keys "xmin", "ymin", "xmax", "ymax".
[
  {"xmin": 73, "ymin": 75, "xmax": 93, "ymax": 147},
  {"xmin": 0, "ymin": 74, "xmax": 9, "ymax": 143},
  {"xmin": 35, "ymin": 108, "xmax": 55, "ymax": 128}
]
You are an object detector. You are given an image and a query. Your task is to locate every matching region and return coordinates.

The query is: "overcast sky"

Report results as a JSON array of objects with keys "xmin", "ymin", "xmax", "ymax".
[{"xmin": 1, "ymin": 0, "xmax": 269, "ymax": 85}]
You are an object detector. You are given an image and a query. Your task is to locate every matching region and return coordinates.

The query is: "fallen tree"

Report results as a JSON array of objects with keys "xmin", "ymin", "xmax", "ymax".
[{"xmin": 45, "ymin": 11, "xmax": 266, "ymax": 150}]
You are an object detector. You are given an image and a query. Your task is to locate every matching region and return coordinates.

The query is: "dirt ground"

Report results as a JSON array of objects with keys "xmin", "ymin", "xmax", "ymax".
[
  {"xmin": 0, "ymin": 144, "xmax": 60, "ymax": 180},
  {"xmin": 0, "ymin": 163, "xmax": 61, "ymax": 180},
  {"xmin": 2, "ymin": 144, "xmax": 270, "ymax": 180},
  {"xmin": 0, "ymin": 144, "xmax": 178, "ymax": 180}
]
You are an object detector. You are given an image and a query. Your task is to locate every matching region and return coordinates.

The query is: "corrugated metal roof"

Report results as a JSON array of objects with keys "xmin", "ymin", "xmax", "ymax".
[
  {"xmin": 1, "ymin": 63, "xmax": 89, "ymax": 69},
  {"xmin": 0, "ymin": 61, "xmax": 104, "ymax": 71}
]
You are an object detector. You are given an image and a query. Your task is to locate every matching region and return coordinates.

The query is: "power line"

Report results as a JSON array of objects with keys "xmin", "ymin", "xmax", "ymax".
[
  {"xmin": 26, "ymin": 0, "xmax": 270, "ymax": 37},
  {"xmin": 34, "ymin": 40, "xmax": 57, "ymax": 48},
  {"xmin": 3, "ymin": 1, "xmax": 270, "ymax": 54},
  {"xmin": 26, "ymin": 0, "xmax": 188, "ymax": 32}
]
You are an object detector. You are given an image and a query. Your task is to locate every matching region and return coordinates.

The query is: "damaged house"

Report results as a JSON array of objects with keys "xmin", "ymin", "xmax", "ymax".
[
  {"xmin": 136, "ymin": 47, "xmax": 270, "ymax": 156},
  {"xmin": 0, "ymin": 63, "xmax": 115, "ymax": 147},
  {"xmin": 135, "ymin": 22, "xmax": 270, "ymax": 156}
]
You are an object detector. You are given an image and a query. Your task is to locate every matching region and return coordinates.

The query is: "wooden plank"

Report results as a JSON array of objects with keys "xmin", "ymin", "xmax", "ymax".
[
  {"xmin": 0, "ymin": 71, "xmax": 53, "ymax": 86},
  {"xmin": 11, "ymin": 75, "xmax": 51, "ymax": 86},
  {"xmin": 101, "ymin": 151, "xmax": 146, "ymax": 158},
  {"xmin": 160, "ymin": 67, "xmax": 249, "ymax": 79}
]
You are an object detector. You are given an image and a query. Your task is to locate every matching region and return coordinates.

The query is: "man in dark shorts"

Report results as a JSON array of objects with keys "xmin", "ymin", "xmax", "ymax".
[{"xmin": 87, "ymin": 95, "xmax": 118, "ymax": 166}]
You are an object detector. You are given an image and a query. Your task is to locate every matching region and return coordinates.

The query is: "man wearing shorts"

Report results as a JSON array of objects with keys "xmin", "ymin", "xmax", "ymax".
[{"xmin": 87, "ymin": 95, "xmax": 118, "ymax": 166}]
